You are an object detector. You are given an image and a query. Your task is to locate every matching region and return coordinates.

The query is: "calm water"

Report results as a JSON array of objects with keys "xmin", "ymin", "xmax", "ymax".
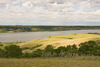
[{"xmin": 0, "ymin": 30, "xmax": 100, "ymax": 42}]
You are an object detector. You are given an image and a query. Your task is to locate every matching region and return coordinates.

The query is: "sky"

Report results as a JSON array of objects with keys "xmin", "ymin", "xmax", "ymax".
[{"xmin": 0, "ymin": 0, "xmax": 100, "ymax": 25}]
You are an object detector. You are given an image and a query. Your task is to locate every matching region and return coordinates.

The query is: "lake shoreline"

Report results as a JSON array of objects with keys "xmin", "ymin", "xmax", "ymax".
[
  {"xmin": 0, "ymin": 30, "xmax": 100, "ymax": 42},
  {"xmin": 0, "ymin": 29, "xmax": 100, "ymax": 33}
]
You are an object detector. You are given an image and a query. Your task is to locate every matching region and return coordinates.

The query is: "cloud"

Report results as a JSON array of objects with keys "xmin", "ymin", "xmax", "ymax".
[
  {"xmin": 0, "ymin": 0, "xmax": 100, "ymax": 25},
  {"xmin": 0, "ymin": 3, "xmax": 6, "ymax": 9},
  {"xmin": 22, "ymin": 1, "xmax": 33, "ymax": 8}
]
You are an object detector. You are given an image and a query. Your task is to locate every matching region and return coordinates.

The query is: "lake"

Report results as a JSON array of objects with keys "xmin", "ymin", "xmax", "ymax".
[{"xmin": 0, "ymin": 30, "xmax": 100, "ymax": 42}]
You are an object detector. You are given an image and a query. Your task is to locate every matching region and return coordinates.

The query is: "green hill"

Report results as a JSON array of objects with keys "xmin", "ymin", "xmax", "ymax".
[
  {"xmin": 0, "ymin": 25, "xmax": 100, "ymax": 33},
  {"xmin": 17, "ymin": 34, "xmax": 100, "ymax": 53}
]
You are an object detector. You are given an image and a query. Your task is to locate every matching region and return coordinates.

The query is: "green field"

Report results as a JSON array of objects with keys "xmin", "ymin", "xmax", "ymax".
[
  {"xmin": 0, "ymin": 34, "xmax": 100, "ymax": 53},
  {"xmin": 0, "ymin": 34, "xmax": 100, "ymax": 67},
  {"xmin": 0, "ymin": 57, "xmax": 100, "ymax": 67},
  {"xmin": 16, "ymin": 34, "xmax": 100, "ymax": 53}
]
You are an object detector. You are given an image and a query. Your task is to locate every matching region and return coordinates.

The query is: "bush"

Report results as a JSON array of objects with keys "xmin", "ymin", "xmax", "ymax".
[
  {"xmin": 79, "ymin": 41, "xmax": 98, "ymax": 56},
  {"xmin": 0, "ymin": 43, "xmax": 3, "ymax": 46},
  {"xmin": 0, "ymin": 49, "xmax": 5, "ymax": 58},
  {"xmin": 5, "ymin": 45, "xmax": 22, "ymax": 58},
  {"xmin": 1, "ymin": 40, "xmax": 100, "ymax": 58}
]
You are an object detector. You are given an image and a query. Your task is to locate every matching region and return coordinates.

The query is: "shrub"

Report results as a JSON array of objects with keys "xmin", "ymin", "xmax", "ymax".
[
  {"xmin": 5, "ymin": 45, "xmax": 22, "ymax": 58},
  {"xmin": 0, "ymin": 49, "xmax": 5, "ymax": 58}
]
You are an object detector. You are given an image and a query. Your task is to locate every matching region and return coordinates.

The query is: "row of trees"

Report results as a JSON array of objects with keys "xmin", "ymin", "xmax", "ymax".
[
  {"xmin": 0, "ymin": 41, "xmax": 100, "ymax": 58},
  {"xmin": 0, "ymin": 25, "xmax": 100, "ymax": 33}
]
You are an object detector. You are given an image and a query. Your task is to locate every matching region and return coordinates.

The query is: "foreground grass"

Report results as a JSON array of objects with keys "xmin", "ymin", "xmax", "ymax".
[{"xmin": 0, "ymin": 57, "xmax": 100, "ymax": 67}]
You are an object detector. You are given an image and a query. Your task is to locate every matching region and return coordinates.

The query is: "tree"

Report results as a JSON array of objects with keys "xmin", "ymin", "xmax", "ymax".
[
  {"xmin": 45, "ymin": 45, "xmax": 54, "ymax": 52},
  {"xmin": 22, "ymin": 53, "xmax": 31, "ymax": 58},
  {"xmin": 5, "ymin": 45, "xmax": 22, "ymax": 58},
  {"xmin": 71, "ymin": 44, "xmax": 78, "ymax": 53},
  {"xmin": 55, "ymin": 46, "xmax": 66, "ymax": 54},
  {"xmin": 54, "ymin": 46, "xmax": 67, "ymax": 57},
  {"xmin": 94, "ymin": 46, "xmax": 100, "ymax": 56},
  {"xmin": 44, "ymin": 45, "xmax": 54, "ymax": 57},
  {"xmin": 31, "ymin": 49, "xmax": 43, "ymax": 57},
  {"xmin": 0, "ymin": 42, "xmax": 3, "ymax": 46},
  {"xmin": 79, "ymin": 41, "xmax": 98, "ymax": 56},
  {"xmin": 71, "ymin": 44, "xmax": 78, "ymax": 56},
  {"xmin": 0, "ymin": 49, "xmax": 5, "ymax": 58}
]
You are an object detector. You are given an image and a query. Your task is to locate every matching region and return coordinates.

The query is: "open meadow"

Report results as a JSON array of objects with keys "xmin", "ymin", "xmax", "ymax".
[
  {"xmin": 0, "ymin": 57, "xmax": 100, "ymax": 67},
  {"xmin": 16, "ymin": 34, "xmax": 100, "ymax": 53},
  {"xmin": 0, "ymin": 33, "xmax": 100, "ymax": 67},
  {"xmin": 0, "ymin": 34, "xmax": 100, "ymax": 53}
]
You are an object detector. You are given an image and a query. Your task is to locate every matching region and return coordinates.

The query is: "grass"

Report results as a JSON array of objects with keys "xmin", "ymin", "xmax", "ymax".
[
  {"xmin": 1, "ymin": 34, "xmax": 100, "ymax": 53},
  {"xmin": 0, "ymin": 34, "xmax": 100, "ymax": 67},
  {"xmin": 0, "ymin": 42, "xmax": 23, "ymax": 50},
  {"xmin": 93, "ymin": 38, "xmax": 100, "ymax": 46},
  {"xmin": 0, "ymin": 57, "xmax": 100, "ymax": 67},
  {"xmin": 17, "ymin": 34, "xmax": 100, "ymax": 50}
]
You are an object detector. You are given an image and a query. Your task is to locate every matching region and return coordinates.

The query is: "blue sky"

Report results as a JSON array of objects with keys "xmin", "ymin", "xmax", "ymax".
[{"xmin": 0, "ymin": 0, "xmax": 100, "ymax": 25}]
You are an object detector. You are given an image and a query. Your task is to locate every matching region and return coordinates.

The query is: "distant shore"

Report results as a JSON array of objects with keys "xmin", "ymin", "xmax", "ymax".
[{"xmin": 0, "ymin": 25, "xmax": 100, "ymax": 33}]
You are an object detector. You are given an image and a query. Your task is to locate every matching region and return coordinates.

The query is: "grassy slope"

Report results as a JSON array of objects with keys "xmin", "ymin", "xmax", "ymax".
[
  {"xmin": 0, "ymin": 42, "xmax": 22, "ymax": 49},
  {"xmin": 17, "ymin": 34, "xmax": 100, "ymax": 52},
  {"xmin": 0, "ymin": 57, "xmax": 100, "ymax": 67},
  {"xmin": 1, "ymin": 34, "xmax": 100, "ymax": 53}
]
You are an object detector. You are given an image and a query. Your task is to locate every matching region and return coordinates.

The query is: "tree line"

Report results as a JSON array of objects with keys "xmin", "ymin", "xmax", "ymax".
[
  {"xmin": 0, "ymin": 25, "xmax": 100, "ymax": 33},
  {"xmin": 0, "ymin": 41, "xmax": 100, "ymax": 58}
]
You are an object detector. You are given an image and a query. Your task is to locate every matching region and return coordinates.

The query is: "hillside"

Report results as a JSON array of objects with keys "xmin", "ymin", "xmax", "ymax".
[
  {"xmin": 0, "ymin": 25, "xmax": 100, "ymax": 33},
  {"xmin": 17, "ymin": 34, "xmax": 100, "ymax": 53}
]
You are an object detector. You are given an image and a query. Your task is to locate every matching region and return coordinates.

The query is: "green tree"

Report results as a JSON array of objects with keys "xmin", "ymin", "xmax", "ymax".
[
  {"xmin": 71, "ymin": 44, "xmax": 78, "ymax": 53},
  {"xmin": 0, "ymin": 42, "xmax": 3, "ymax": 46},
  {"xmin": 0, "ymin": 49, "xmax": 5, "ymax": 58},
  {"xmin": 45, "ymin": 45, "xmax": 54, "ymax": 52},
  {"xmin": 94, "ymin": 46, "xmax": 100, "ymax": 56},
  {"xmin": 22, "ymin": 53, "xmax": 31, "ymax": 58},
  {"xmin": 55, "ymin": 46, "xmax": 67, "ymax": 54},
  {"xmin": 71, "ymin": 44, "xmax": 78, "ymax": 56},
  {"xmin": 31, "ymin": 49, "xmax": 43, "ymax": 57},
  {"xmin": 44, "ymin": 45, "xmax": 54, "ymax": 57},
  {"xmin": 5, "ymin": 45, "xmax": 22, "ymax": 58},
  {"xmin": 79, "ymin": 41, "xmax": 98, "ymax": 56}
]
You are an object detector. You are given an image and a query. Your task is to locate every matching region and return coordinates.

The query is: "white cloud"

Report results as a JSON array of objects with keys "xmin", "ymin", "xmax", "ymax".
[
  {"xmin": 22, "ymin": 1, "xmax": 33, "ymax": 8},
  {"xmin": 0, "ymin": 0, "xmax": 100, "ymax": 25}
]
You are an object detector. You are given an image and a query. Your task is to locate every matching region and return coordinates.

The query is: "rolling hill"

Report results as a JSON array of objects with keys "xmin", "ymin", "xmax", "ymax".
[{"xmin": 17, "ymin": 34, "xmax": 100, "ymax": 53}]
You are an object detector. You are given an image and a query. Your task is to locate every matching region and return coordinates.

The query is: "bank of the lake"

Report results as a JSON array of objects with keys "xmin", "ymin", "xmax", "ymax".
[
  {"xmin": 0, "ymin": 25, "xmax": 100, "ymax": 33},
  {"xmin": 0, "ymin": 30, "xmax": 100, "ymax": 42}
]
